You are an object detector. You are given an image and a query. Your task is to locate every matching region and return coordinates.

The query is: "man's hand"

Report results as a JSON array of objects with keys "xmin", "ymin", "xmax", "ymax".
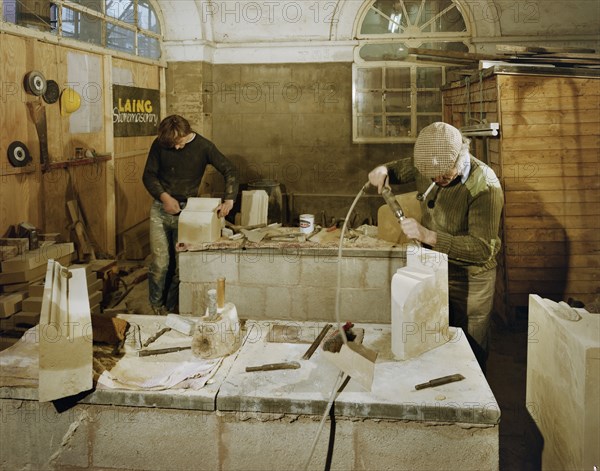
[
  {"xmin": 400, "ymin": 218, "xmax": 437, "ymax": 246},
  {"xmin": 368, "ymin": 166, "xmax": 389, "ymax": 194},
  {"xmin": 160, "ymin": 193, "xmax": 181, "ymax": 215},
  {"xmin": 217, "ymin": 199, "xmax": 234, "ymax": 218}
]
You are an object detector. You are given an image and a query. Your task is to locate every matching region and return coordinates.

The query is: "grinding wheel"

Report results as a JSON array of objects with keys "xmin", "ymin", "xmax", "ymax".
[
  {"xmin": 43, "ymin": 79, "xmax": 60, "ymax": 104},
  {"xmin": 7, "ymin": 141, "xmax": 32, "ymax": 167},
  {"xmin": 23, "ymin": 70, "xmax": 47, "ymax": 96}
]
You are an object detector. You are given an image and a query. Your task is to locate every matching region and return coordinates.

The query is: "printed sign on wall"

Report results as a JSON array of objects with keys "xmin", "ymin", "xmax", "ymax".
[{"xmin": 112, "ymin": 85, "xmax": 160, "ymax": 137}]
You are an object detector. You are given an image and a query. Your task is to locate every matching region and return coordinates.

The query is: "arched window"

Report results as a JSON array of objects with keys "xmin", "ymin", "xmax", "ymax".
[
  {"xmin": 353, "ymin": 0, "xmax": 471, "ymax": 142},
  {"xmin": 2, "ymin": 0, "xmax": 162, "ymax": 59}
]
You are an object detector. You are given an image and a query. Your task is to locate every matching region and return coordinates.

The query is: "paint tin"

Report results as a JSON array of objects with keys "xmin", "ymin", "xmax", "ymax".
[{"xmin": 299, "ymin": 214, "xmax": 314, "ymax": 234}]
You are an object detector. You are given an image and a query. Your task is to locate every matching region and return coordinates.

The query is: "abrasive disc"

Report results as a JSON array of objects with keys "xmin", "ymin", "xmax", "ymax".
[
  {"xmin": 23, "ymin": 70, "xmax": 47, "ymax": 96},
  {"xmin": 43, "ymin": 79, "xmax": 60, "ymax": 104},
  {"xmin": 7, "ymin": 141, "xmax": 32, "ymax": 167}
]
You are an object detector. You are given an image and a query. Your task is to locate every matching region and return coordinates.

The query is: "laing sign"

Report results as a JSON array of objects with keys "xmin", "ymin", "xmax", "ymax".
[{"xmin": 112, "ymin": 85, "xmax": 160, "ymax": 137}]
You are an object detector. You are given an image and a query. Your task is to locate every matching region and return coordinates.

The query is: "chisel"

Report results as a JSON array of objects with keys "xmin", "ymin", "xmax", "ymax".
[{"xmin": 245, "ymin": 361, "xmax": 301, "ymax": 372}]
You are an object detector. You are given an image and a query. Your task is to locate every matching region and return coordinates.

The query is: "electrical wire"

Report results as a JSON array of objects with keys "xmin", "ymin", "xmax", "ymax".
[{"xmin": 302, "ymin": 181, "xmax": 370, "ymax": 471}]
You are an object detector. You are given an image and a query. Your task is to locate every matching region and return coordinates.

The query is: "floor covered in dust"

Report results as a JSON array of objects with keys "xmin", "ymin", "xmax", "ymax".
[{"xmin": 112, "ymin": 260, "xmax": 543, "ymax": 471}]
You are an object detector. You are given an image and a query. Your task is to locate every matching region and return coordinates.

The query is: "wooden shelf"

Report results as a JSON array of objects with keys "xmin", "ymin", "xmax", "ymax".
[{"xmin": 47, "ymin": 154, "xmax": 112, "ymax": 170}]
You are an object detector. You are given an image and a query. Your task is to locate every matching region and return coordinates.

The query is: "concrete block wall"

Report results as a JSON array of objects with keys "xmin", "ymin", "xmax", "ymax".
[
  {"xmin": 0, "ymin": 399, "xmax": 498, "ymax": 471},
  {"xmin": 179, "ymin": 248, "xmax": 405, "ymax": 323}
]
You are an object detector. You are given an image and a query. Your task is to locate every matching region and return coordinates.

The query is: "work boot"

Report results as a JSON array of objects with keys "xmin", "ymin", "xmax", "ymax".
[{"xmin": 151, "ymin": 305, "xmax": 168, "ymax": 316}]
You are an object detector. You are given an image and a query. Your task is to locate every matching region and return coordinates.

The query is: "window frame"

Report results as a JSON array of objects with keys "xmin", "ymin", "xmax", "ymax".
[{"xmin": 352, "ymin": 0, "xmax": 472, "ymax": 143}]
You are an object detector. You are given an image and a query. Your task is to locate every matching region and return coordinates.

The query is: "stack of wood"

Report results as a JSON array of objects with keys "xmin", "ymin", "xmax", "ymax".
[{"xmin": 0, "ymin": 241, "xmax": 117, "ymax": 345}]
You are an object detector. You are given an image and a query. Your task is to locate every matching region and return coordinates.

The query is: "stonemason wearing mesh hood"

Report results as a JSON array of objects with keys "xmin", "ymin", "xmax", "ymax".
[
  {"xmin": 143, "ymin": 115, "xmax": 238, "ymax": 315},
  {"xmin": 368, "ymin": 122, "xmax": 504, "ymax": 373}
]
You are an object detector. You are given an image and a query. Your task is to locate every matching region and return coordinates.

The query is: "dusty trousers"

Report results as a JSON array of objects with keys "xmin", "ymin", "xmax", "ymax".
[
  {"xmin": 448, "ymin": 266, "xmax": 497, "ymax": 373},
  {"xmin": 148, "ymin": 200, "xmax": 180, "ymax": 311}
]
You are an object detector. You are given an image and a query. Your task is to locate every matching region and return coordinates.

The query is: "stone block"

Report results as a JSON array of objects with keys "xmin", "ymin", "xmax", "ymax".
[
  {"xmin": 179, "ymin": 251, "xmax": 240, "ymax": 283},
  {"xmin": 238, "ymin": 253, "xmax": 301, "ymax": 287},
  {"xmin": 526, "ymin": 295, "xmax": 599, "ymax": 470}
]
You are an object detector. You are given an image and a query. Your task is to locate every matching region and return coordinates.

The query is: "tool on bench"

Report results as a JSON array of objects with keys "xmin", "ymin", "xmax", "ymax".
[
  {"xmin": 245, "ymin": 361, "xmax": 301, "ymax": 372},
  {"xmin": 142, "ymin": 327, "xmax": 171, "ymax": 348},
  {"xmin": 415, "ymin": 373, "xmax": 465, "ymax": 390},
  {"xmin": 302, "ymin": 323, "xmax": 333, "ymax": 360},
  {"xmin": 137, "ymin": 346, "xmax": 191, "ymax": 357}
]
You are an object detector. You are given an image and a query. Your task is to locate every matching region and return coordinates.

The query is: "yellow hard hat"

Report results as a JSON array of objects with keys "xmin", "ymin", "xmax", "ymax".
[{"xmin": 60, "ymin": 87, "xmax": 81, "ymax": 116}]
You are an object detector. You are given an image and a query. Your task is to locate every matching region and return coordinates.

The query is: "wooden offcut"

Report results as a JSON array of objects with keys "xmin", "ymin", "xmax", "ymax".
[{"xmin": 121, "ymin": 219, "xmax": 150, "ymax": 260}]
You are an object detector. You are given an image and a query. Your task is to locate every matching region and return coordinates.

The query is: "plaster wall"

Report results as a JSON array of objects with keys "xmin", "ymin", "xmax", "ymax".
[{"xmin": 159, "ymin": 0, "xmax": 600, "ymax": 63}]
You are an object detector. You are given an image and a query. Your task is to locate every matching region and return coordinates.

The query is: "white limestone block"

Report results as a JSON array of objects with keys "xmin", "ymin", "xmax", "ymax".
[
  {"xmin": 527, "ymin": 295, "xmax": 599, "ymax": 470},
  {"xmin": 391, "ymin": 245, "xmax": 449, "ymax": 360},
  {"xmin": 240, "ymin": 190, "xmax": 268, "ymax": 227},
  {"xmin": 178, "ymin": 197, "xmax": 222, "ymax": 245},
  {"xmin": 39, "ymin": 261, "xmax": 93, "ymax": 402},
  {"xmin": 192, "ymin": 303, "xmax": 242, "ymax": 359}
]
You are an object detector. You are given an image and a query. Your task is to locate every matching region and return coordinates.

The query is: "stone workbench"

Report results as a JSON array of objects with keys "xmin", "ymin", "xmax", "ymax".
[
  {"xmin": 178, "ymin": 231, "xmax": 408, "ymax": 323},
  {"xmin": 0, "ymin": 315, "xmax": 499, "ymax": 470}
]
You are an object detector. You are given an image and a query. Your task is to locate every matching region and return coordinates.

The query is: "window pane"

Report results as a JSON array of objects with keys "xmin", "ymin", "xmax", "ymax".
[
  {"xmin": 359, "ymin": 43, "xmax": 408, "ymax": 61},
  {"xmin": 138, "ymin": 33, "xmax": 160, "ymax": 59},
  {"xmin": 107, "ymin": 23, "xmax": 135, "ymax": 53},
  {"xmin": 417, "ymin": 114, "xmax": 441, "ymax": 132},
  {"xmin": 385, "ymin": 68, "xmax": 411, "ymax": 89},
  {"xmin": 11, "ymin": 0, "xmax": 52, "ymax": 31},
  {"xmin": 420, "ymin": 41, "xmax": 468, "ymax": 52},
  {"xmin": 106, "ymin": 0, "xmax": 135, "ymax": 23},
  {"xmin": 61, "ymin": 7, "xmax": 102, "ymax": 44},
  {"xmin": 356, "ymin": 69, "xmax": 382, "ymax": 90},
  {"xmin": 73, "ymin": 0, "xmax": 103, "ymax": 13},
  {"xmin": 356, "ymin": 91, "xmax": 383, "ymax": 113},
  {"xmin": 358, "ymin": 116, "xmax": 383, "ymax": 138},
  {"xmin": 138, "ymin": 0, "xmax": 160, "ymax": 32},
  {"xmin": 416, "ymin": 67, "xmax": 442, "ymax": 88},
  {"xmin": 385, "ymin": 92, "xmax": 411, "ymax": 112},
  {"xmin": 417, "ymin": 91, "xmax": 441, "ymax": 112},
  {"xmin": 386, "ymin": 116, "xmax": 412, "ymax": 137},
  {"xmin": 3, "ymin": 0, "xmax": 17, "ymax": 23}
]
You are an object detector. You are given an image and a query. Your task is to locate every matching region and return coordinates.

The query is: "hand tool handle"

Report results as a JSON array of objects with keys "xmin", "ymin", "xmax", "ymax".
[
  {"xmin": 245, "ymin": 361, "xmax": 301, "ymax": 372},
  {"xmin": 142, "ymin": 327, "xmax": 171, "ymax": 347},
  {"xmin": 137, "ymin": 346, "xmax": 191, "ymax": 357},
  {"xmin": 302, "ymin": 324, "xmax": 333, "ymax": 360},
  {"xmin": 415, "ymin": 373, "xmax": 465, "ymax": 390}
]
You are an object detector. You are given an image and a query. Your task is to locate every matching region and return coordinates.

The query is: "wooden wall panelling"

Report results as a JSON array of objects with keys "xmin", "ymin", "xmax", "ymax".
[
  {"xmin": 111, "ymin": 57, "xmax": 161, "ymax": 254},
  {"xmin": 103, "ymin": 55, "xmax": 116, "ymax": 256},
  {"xmin": 1, "ymin": 34, "xmax": 43, "ymax": 231},
  {"xmin": 443, "ymin": 69, "xmax": 600, "ymax": 324}
]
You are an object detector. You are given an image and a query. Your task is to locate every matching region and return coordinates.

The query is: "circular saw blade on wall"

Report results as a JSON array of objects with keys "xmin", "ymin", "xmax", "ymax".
[
  {"xmin": 23, "ymin": 70, "xmax": 47, "ymax": 96},
  {"xmin": 7, "ymin": 141, "xmax": 32, "ymax": 167}
]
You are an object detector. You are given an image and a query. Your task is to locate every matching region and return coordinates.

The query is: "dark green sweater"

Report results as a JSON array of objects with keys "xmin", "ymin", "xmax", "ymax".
[
  {"xmin": 142, "ymin": 133, "xmax": 238, "ymax": 203},
  {"xmin": 387, "ymin": 156, "xmax": 504, "ymax": 274}
]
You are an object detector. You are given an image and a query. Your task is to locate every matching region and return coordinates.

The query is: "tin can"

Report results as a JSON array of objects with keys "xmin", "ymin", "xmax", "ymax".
[{"xmin": 299, "ymin": 214, "xmax": 314, "ymax": 234}]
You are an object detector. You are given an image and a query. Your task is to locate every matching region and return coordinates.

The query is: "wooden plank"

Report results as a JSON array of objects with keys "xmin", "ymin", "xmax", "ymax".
[
  {"xmin": 501, "ymin": 110, "xmax": 600, "ymax": 126},
  {"xmin": 507, "ymin": 268, "xmax": 598, "ymax": 282},
  {"xmin": 506, "ymin": 255, "xmax": 598, "ymax": 269},
  {"xmin": 505, "ymin": 190, "xmax": 599, "ymax": 204},
  {"xmin": 501, "ymin": 122, "xmax": 600, "ymax": 138},
  {"xmin": 504, "ymin": 241, "xmax": 599, "ymax": 257},
  {"xmin": 507, "ymin": 279, "xmax": 598, "ymax": 296},
  {"xmin": 500, "ymin": 96, "xmax": 599, "ymax": 112},
  {"xmin": 499, "ymin": 149, "xmax": 599, "ymax": 165},
  {"xmin": 0, "ymin": 253, "xmax": 72, "ymax": 284},
  {"xmin": 0, "ymin": 292, "xmax": 26, "ymax": 318},
  {"xmin": 504, "ymin": 210, "xmax": 600, "ymax": 225},
  {"xmin": 1, "ymin": 243, "xmax": 75, "ymax": 273},
  {"xmin": 502, "ymin": 176, "xmax": 600, "ymax": 191},
  {"xmin": 501, "ymin": 135, "xmax": 600, "ymax": 152},
  {"xmin": 499, "ymin": 77, "xmax": 600, "ymax": 98},
  {"xmin": 504, "ymin": 228, "xmax": 598, "ymax": 243},
  {"xmin": 67, "ymin": 200, "xmax": 96, "ymax": 261},
  {"xmin": 502, "ymin": 163, "xmax": 598, "ymax": 179}
]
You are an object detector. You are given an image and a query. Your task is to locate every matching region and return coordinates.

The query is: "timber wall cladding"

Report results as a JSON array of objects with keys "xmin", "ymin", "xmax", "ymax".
[
  {"xmin": 112, "ymin": 57, "xmax": 157, "ymax": 248},
  {"xmin": 0, "ymin": 33, "xmax": 107, "ymax": 249},
  {"xmin": 443, "ymin": 69, "xmax": 600, "ymax": 322}
]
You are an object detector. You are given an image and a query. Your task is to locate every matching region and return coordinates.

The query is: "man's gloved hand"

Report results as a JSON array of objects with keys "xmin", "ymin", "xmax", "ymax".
[
  {"xmin": 217, "ymin": 199, "xmax": 234, "ymax": 218},
  {"xmin": 368, "ymin": 165, "xmax": 389, "ymax": 194}
]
